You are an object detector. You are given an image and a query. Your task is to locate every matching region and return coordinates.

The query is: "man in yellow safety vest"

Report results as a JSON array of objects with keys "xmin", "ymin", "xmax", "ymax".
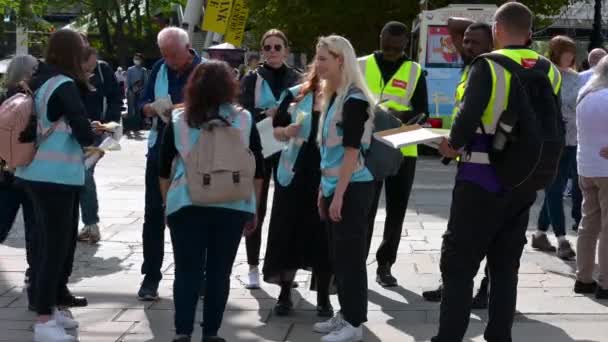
[{"xmin": 359, "ymin": 21, "xmax": 428, "ymax": 287}]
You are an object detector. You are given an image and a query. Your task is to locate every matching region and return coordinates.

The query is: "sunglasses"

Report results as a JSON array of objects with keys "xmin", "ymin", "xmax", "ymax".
[{"xmin": 263, "ymin": 44, "xmax": 283, "ymax": 52}]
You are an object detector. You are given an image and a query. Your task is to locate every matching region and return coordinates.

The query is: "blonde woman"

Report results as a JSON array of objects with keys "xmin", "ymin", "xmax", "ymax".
[{"xmin": 312, "ymin": 35, "xmax": 376, "ymax": 342}]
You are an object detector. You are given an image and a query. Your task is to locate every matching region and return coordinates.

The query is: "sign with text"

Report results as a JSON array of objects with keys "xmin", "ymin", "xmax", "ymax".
[
  {"xmin": 224, "ymin": 0, "xmax": 249, "ymax": 47},
  {"xmin": 202, "ymin": 0, "xmax": 234, "ymax": 34}
]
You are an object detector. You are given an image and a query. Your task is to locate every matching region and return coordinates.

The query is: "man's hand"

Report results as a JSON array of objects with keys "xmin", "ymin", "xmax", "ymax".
[
  {"xmin": 265, "ymin": 107, "xmax": 278, "ymax": 118},
  {"xmin": 600, "ymin": 146, "xmax": 608, "ymax": 160},
  {"xmin": 142, "ymin": 104, "xmax": 157, "ymax": 118},
  {"xmin": 438, "ymin": 138, "xmax": 459, "ymax": 159}
]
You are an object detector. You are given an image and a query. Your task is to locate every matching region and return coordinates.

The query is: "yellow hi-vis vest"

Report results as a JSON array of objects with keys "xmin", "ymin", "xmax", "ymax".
[{"xmin": 359, "ymin": 55, "xmax": 422, "ymax": 157}]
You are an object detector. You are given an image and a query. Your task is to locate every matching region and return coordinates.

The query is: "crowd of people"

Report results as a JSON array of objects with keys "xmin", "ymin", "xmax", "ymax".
[{"xmin": 1, "ymin": 2, "xmax": 608, "ymax": 342}]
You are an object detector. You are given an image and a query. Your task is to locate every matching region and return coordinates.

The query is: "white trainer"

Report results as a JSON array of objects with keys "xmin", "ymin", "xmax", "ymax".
[
  {"xmin": 321, "ymin": 321, "xmax": 363, "ymax": 342},
  {"xmin": 245, "ymin": 268, "xmax": 260, "ymax": 289},
  {"xmin": 313, "ymin": 313, "xmax": 346, "ymax": 334},
  {"xmin": 54, "ymin": 308, "xmax": 79, "ymax": 329},
  {"xmin": 33, "ymin": 320, "xmax": 77, "ymax": 342}
]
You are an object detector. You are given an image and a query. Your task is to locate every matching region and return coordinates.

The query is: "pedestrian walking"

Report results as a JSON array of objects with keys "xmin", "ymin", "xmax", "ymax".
[
  {"xmin": 434, "ymin": 3, "xmax": 563, "ymax": 341},
  {"xmin": 311, "ymin": 35, "xmax": 377, "ymax": 342},
  {"xmin": 574, "ymin": 55, "xmax": 608, "ymax": 300},
  {"xmin": 159, "ymin": 60, "xmax": 264, "ymax": 342},
  {"xmin": 239, "ymin": 29, "xmax": 301, "ymax": 289},
  {"xmin": 125, "ymin": 53, "xmax": 148, "ymax": 133},
  {"xmin": 15, "ymin": 28, "xmax": 96, "ymax": 342},
  {"xmin": 137, "ymin": 27, "xmax": 204, "ymax": 301},
  {"xmin": 263, "ymin": 64, "xmax": 333, "ymax": 318}
]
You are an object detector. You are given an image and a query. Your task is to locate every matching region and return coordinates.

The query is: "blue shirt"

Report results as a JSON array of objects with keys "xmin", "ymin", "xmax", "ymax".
[
  {"xmin": 578, "ymin": 69, "xmax": 594, "ymax": 89},
  {"xmin": 138, "ymin": 50, "xmax": 203, "ymax": 158}
]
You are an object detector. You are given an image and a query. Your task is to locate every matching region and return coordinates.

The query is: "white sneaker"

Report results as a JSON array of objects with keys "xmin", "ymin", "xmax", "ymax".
[
  {"xmin": 34, "ymin": 320, "xmax": 77, "ymax": 342},
  {"xmin": 321, "ymin": 321, "xmax": 363, "ymax": 342},
  {"xmin": 245, "ymin": 268, "xmax": 260, "ymax": 289},
  {"xmin": 313, "ymin": 313, "xmax": 346, "ymax": 334},
  {"xmin": 54, "ymin": 308, "xmax": 79, "ymax": 329}
]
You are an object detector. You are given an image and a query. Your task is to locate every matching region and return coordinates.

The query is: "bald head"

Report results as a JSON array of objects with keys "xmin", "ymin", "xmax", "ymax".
[{"xmin": 588, "ymin": 48, "xmax": 607, "ymax": 68}]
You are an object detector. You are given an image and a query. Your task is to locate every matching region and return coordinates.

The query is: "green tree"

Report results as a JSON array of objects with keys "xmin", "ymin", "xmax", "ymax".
[{"xmin": 246, "ymin": 0, "xmax": 572, "ymax": 55}]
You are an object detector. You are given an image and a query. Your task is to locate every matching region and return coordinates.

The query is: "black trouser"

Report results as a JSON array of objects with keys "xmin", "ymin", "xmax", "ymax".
[
  {"xmin": 23, "ymin": 183, "xmax": 79, "ymax": 315},
  {"xmin": 246, "ymin": 153, "xmax": 279, "ymax": 266},
  {"xmin": 141, "ymin": 154, "xmax": 165, "ymax": 284},
  {"xmin": 324, "ymin": 181, "xmax": 374, "ymax": 327},
  {"xmin": 168, "ymin": 206, "xmax": 249, "ymax": 336},
  {"xmin": 432, "ymin": 181, "xmax": 537, "ymax": 342},
  {"xmin": 367, "ymin": 156, "xmax": 417, "ymax": 266}
]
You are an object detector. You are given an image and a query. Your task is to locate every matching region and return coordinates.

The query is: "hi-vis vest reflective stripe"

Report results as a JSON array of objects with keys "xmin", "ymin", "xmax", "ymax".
[
  {"xmin": 148, "ymin": 63, "xmax": 170, "ymax": 149},
  {"xmin": 461, "ymin": 49, "xmax": 562, "ymax": 165},
  {"xmin": 166, "ymin": 104, "xmax": 256, "ymax": 216},
  {"xmin": 320, "ymin": 88, "xmax": 374, "ymax": 197},
  {"xmin": 358, "ymin": 55, "xmax": 422, "ymax": 157},
  {"xmin": 451, "ymin": 65, "xmax": 470, "ymax": 122},
  {"xmin": 254, "ymin": 73, "xmax": 280, "ymax": 110},
  {"xmin": 15, "ymin": 76, "xmax": 85, "ymax": 186},
  {"xmin": 276, "ymin": 84, "xmax": 315, "ymax": 187}
]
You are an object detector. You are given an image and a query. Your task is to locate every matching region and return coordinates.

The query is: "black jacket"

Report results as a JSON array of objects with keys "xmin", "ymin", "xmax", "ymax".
[{"xmin": 83, "ymin": 61, "xmax": 123, "ymax": 123}]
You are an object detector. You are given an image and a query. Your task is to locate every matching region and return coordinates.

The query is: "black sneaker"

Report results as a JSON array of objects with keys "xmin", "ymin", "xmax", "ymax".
[
  {"xmin": 574, "ymin": 280, "xmax": 597, "ymax": 294},
  {"xmin": 471, "ymin": 286, "xmax": 489, "ymax": 309},
  {"xmin": 137, "ymin": 281, "xmax": 159, "ymax": 301},
  {"xmin": 596, "ymin": 287, "xmax": 608, "ymax": 300},
  {"xmin": 422, "ymin": 285, "xmax": 442, "ymax": 302},
  {"xmin": 58, "ymin": 290, "xmax": 88, "ymax": 307},
  {"xmin": 376, "ymin": 264, "xmax": 398, "ymax": 287},
  {"xmin": 531, "ymin": 234, "xmax": 557, "ymax": 252},
  {"xmin": 273, "ymin": 299, "xmax": 293, "ymax": 316},
  {"xmin": 202, "ymin": 337, "xmax": 226, "ymax": 342},
  {"xmin": 171, "ymin": 336, "xmax": 191, "ymax": 342},
  {"xmin": 316, "ymin": 304, "xmax": 334, "ymax": 318}
]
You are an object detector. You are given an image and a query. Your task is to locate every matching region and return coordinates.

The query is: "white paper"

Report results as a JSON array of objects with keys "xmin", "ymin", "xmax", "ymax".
[
  {"xmin": 375, "ymin": 128, "xmax": 449, "ymax": 149},
  {"xmin": 257, "ymin": 117, "xmax": 285, "ymax": 158}
]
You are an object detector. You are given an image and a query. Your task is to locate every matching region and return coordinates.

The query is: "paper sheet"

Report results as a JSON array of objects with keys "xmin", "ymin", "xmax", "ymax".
[
  {"xmin": 375, "ymin": 126, "xmax": 449, "ymax": 149},
  {"xmin": 257, "ymin": 117, "xmax": 286, "ymax": 158}
]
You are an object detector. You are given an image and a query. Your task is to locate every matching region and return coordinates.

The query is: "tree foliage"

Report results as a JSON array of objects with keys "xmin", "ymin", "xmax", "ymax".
[{"xmin": 246, "ymin": 0, "xmax": 573, "ymax": 55}]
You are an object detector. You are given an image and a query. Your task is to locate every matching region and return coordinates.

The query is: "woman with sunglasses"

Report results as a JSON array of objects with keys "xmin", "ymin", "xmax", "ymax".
[
  {"xmin": 239, "ymin": 29, "xmax": 301, "ymax": 289},
  {"xmin": 262, "ymin": 64, "xmax": 333, "ymax": 318}
]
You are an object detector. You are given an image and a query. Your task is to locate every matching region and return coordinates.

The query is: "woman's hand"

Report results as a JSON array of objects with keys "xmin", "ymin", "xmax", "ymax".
[
  {"xmin": 318, "ymin": 191, "xmax": 327, "ymax": 221},
  {"xmin": 329, "ymin": 195, "xmax": 344, "ymax": 222},
  {"xmin": 284, "ymin": 124, "xmax": 302, "ymax": 139},
  {"xmin": 243, "ymin": 215, "xmax": 258, "ymax": 237}
]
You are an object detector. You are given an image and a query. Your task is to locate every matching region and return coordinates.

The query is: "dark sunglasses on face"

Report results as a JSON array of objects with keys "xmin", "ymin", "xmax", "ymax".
[{"xmin": 263, "ymin": 44, "xmax": 283, "ymax": 52}]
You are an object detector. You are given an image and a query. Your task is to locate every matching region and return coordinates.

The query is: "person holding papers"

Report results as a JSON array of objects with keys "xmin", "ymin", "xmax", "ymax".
[
  {"xmin": 240, "ymin": 29, "xmax": 301, "ymax": 289},
  {"xmin": 262, "ymin": 64, "xmax": 333, "ymax": 318}
]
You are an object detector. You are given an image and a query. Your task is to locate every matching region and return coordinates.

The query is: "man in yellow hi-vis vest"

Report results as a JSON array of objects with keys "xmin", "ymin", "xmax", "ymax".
[
  {"xmin": 359, "ymin": 21, "xmax": 428, "ymax": 288},
  {"xmin": 433, "ymin": 3, "xmax": 562, "ymax": 341}
]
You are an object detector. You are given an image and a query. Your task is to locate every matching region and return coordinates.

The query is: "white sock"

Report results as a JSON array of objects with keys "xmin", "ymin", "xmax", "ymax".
[
  {"xmin": 557, "ymin": 235, "xmax": 568, "ymax": 243},
  {"xmin": 249, "ymin": 266, "xmax": 259, "ymax": 273},
  {"xmin": 535, "ymin": 230, "xmax": 547, "ymax": 238}
]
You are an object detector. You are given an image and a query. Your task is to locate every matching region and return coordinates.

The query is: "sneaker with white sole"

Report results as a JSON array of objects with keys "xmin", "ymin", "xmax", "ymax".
[
  {"xmin": 77, "ymin": 226, "xmax": 91, "ymax": 242},
  {"xmin": 86, "ymin": 224, "xmax": 101, "ymax": 244},
  {"xmin": 321, "ymin": 321, "xmax": 363, "ymax": 342},
  {"xmin": 34, "ymin": 320, "xmax": 76, "ymax": 342},
  {"xmin": 54, "ymin": 308, "xmax": 79, "ymax": 329},
  {"xmin": 313, "ymin": 313, "xmax": 346, "ymax": 334},
  {"xmin": 245, "ymin": 268, "xmax": 260, "ymax": 289}
]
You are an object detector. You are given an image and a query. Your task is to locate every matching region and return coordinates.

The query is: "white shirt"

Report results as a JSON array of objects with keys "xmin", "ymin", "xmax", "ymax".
[{"xmin": 576, "ymin": 88, "xmax": 608, "ymax": 177}]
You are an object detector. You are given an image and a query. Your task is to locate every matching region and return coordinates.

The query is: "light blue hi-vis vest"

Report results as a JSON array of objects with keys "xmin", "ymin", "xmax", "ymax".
[
  {"xmin": 166, "ymin": 104, "xmax": 256, "ymax": 216},
  {"xmin": 276, "ymin": 85, "xmax": 315, "ymax": 187},
  {"xmin": 320, "ymin": 87, "xmax": 374, "ymax": 197},
  {"xmin": 254, "ymin": 73, "xmax": 280, "ymax": 110},
  {"xmin": 147, "ymin": 64, "xmax": 169, "ymax": 148},
  {"xmin": 16, "ymin": 76, "xmax": 86, "ymax": 186}
]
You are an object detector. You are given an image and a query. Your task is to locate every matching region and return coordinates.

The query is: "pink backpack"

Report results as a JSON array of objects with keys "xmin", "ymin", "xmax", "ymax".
[{"xmin": 0, "ymin": 90, "xmax": 36, "ymax": 168}]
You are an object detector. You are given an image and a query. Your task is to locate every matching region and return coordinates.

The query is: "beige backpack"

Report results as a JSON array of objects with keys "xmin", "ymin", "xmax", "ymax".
[{"xmin": 184, "ymin": 113, "xmax": 255, "ymax": 205}]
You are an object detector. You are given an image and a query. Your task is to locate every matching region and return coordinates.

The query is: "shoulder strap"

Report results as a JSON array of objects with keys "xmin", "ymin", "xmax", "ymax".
[{"xmin": 97, "ymin": 63, "xmax": 105, "ymax": 85}]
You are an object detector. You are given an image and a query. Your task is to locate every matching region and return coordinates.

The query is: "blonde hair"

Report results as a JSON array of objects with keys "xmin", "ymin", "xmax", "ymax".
[{"xmin": 315, "ymin": 35, "xmax": 376, "ymax": 142}]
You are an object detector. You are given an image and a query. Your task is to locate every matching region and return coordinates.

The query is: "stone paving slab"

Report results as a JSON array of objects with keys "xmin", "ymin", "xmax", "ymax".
[{"xmin": 1, "ymin": 134, "xmax": 607, "ymax": 341}]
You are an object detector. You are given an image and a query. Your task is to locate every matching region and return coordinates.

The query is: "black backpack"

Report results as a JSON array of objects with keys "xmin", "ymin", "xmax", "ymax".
[{"xmin": 480, "ymin": 53, "xmax": 564, "ymax": 192}]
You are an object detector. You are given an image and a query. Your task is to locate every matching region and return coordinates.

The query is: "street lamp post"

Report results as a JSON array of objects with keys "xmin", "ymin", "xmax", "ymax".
[{"xmin": 590, "ymin": 0, "xmax": 604, "ymax": 50}]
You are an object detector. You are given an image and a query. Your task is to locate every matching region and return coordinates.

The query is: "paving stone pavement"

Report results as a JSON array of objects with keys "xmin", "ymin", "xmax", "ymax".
[{"xmin": 1, "ymin": 134, "xmax": 607, "ymax": 341}]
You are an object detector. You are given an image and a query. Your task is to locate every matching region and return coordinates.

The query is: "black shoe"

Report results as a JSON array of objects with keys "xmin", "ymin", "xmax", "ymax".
[
  {"xmin": 596, "ymin": 286, "xmax": 608, "ymax": 299},
  {"xmin": 316, "ymin": 304, "xmax": 334, "ymax": 318},
  {"xmin": 574, "ymin": 280, "xmax": 597, "ymax": 294},
  {"xmin": 572, "ymin": 223, "xmax": 579, "ymax": 232},
  {"xmin": 422, "ymin": 285, "xmax": 443, "ymax": 302},
  {"xmin": 28, "ymin": 303, "xmax": 36, "ymax": 312},
  {"xmin": 202, "ymin": 337, "xmax": 226, "ymax": 342},
  {"xmin": 138, "ymin": 281, "xmax": 159, "ymax": 301},
  {"xmin": 273, "ymin": 299, "xmax": 293, "ymax": 316},
  {"xmin": 171, "ymin": 336, "xmax": 191, "ymax": 342},
  {"xmin": 376, "ymin": 264, "xmax": 398, "ymax": 287},
  {"xmin": 471, "ymin": 286, "xmax": 489, "ymax": 309},
  {"xmin": 58, "ymin": 293, "xmax": 88, "ymax": 307}
]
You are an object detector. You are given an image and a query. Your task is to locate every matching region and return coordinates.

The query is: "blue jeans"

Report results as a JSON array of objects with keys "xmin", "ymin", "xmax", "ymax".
[
  {"xmin": 538, "ymin": 146, "xmax": 580, "ymax": 237},
  {"xmin": 79, "ymin": 167, "xmax": 100, "ymax": 226},
  {"xmin": 168, "ymin": 206, "xmax": 249, "ymax": 336}
]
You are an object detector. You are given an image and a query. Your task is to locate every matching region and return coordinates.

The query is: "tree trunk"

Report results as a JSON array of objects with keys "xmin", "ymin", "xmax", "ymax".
[
  {"xmin": 590, "ymin": 0, "xmax": 603, "ymax": 50},
  {"xmin": 135, "ymin": 0, "xmax": 143, "ymax": 38},
  {"xmin": 96, "ymin": 9, "xmax": 114, "ymax": 57},
  {"xmin": 113, "ymin": 0, "xmax": 129, "ymax": 67}
]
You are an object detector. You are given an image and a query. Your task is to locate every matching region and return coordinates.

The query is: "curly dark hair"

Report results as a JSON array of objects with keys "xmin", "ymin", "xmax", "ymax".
[{"xmin": 183, "ymin": 60, "xmax": 239, "ymax": 128}]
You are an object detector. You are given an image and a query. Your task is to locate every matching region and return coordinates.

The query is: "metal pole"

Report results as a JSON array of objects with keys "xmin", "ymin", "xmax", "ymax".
[{"xmin": 589, "ymin": 0, "xmax": 603, "ymax": 50}]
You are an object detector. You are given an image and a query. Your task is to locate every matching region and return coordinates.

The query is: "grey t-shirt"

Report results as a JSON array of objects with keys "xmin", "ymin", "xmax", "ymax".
[{"xmin": 560, "ymin": 69, "xmax": 581, "ymax": 146}]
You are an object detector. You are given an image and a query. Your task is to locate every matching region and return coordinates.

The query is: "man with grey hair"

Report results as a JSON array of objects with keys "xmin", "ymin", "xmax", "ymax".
[
  {"xmin": 137, "ymin": 26, "xmax": 204, "ymax": 301},
  {"xmin": 579, "ymin": 48, "xmax": 607, "ymax": 87}
]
